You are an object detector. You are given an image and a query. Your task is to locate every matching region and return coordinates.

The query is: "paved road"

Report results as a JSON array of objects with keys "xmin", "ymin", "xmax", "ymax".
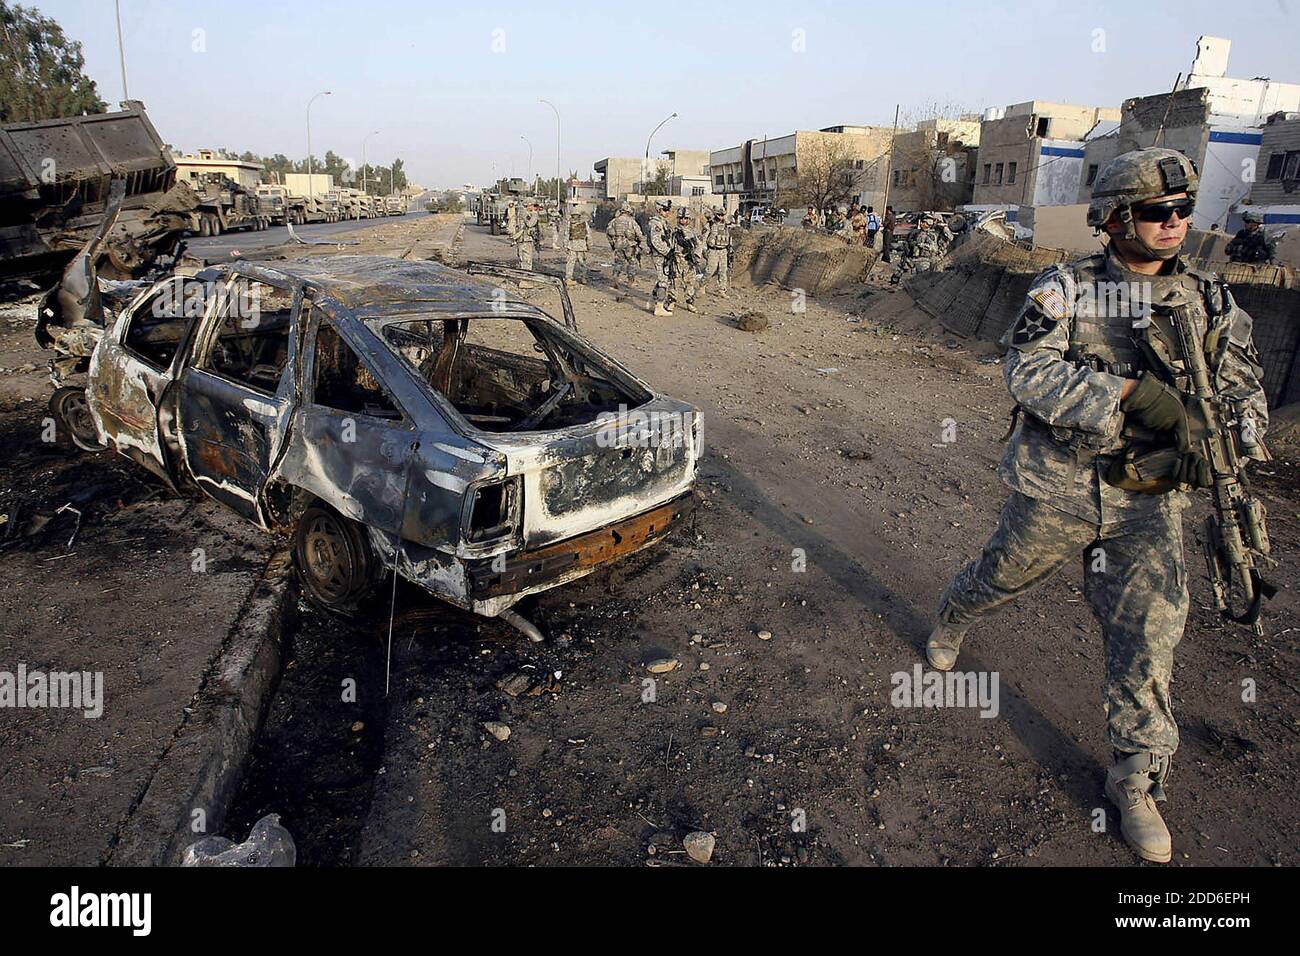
[{"xmin": 183, "ymin": 208, "xmax": 431, "ymax": 259}]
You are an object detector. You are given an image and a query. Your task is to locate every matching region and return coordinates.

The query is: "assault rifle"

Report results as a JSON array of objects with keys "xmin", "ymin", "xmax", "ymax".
[{"xmin": 1169, "ymin": 307, "xmax": 1276, "ymax": 635}]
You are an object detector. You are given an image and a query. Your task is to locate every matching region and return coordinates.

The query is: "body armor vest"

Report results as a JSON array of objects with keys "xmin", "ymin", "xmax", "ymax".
[{"xmin": 569, "ymin": 218, "xmax": 588, "ymax": 241}]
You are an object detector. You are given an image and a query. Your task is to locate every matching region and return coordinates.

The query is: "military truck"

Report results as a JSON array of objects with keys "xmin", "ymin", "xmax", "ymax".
[
  {"xmin": 385, "ymin": 195, "xmax": 406, "ymax": 215},
  {"xmin": 255, "ymin": 183, "xmax": 301, "ymax": 226},
  {"xmin": 477, "ymin": 178, "xmax": 528, "ymax": 235},
  {"xmin": 0, "ymin": 100, "xmax": 197, "ymax": 287},
  {"xmin": 184, "ymin": 173, "xmax": 268, "ymax": 236}
]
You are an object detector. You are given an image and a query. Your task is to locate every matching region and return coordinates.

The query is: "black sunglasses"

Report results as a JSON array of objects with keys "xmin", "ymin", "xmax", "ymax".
[{"xmin": 1133, "ymin": 198, "xmax": 1195, "ymax": 223}]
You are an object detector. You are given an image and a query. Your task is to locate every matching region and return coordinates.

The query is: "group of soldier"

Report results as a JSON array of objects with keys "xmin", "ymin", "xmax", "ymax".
[{"xmin": 505, "ymin": 195, "xmax": 733, "ymax": 318}]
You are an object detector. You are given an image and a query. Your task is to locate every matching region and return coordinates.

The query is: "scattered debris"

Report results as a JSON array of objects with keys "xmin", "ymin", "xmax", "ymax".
[
  {"xmin": 735, "ymin": 310, "xmax": 770, "ymax": 333},
  {"xmin": 483, "ymin": 721, "xmax": 512, "ymax": 741},
  {"xmin": 182, "ymin": 813, "xmax": 296, "ymax": 867},
  {"xmin": 684, "ymin": 831, "xmax": 716, "ymax": 864}
]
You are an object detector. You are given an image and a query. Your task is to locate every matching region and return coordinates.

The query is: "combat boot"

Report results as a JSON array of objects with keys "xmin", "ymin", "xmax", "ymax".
[
  {"xmin": 925, "ymin": 621, "xmax": 967, "ymax": 671},
  {"xmin": 1105, "ymin": 752, "xmax": 1172, "ymax": 863},
  {"xmin": 652, "ymin": 302, "xmax": 672, "ymax": 318},
  {"xmin": 681, "ymin": 301, "xmax": 700, "ymax": 314}
]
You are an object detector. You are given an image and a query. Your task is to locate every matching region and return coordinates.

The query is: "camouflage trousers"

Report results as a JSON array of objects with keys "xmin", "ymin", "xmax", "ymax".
[
  {"xmin": 514, "ymin": 240, "xmax": 537, "ymax": 271},
  {"xmin": 652, "ymin": 256, "xmax": 674, "ymax": 304},
  {"xmin": 702, "ymin": 248, "xmax": 729, "ymax": 291},
  {"xmin": 671, "ymin": 256, "xmax": 698, "ymax": 304},
  {"xmin": 611, "ymin": 242, "xmax": 640, "ymax": 282},
  {"xmin": 938, "ymin": 491, "xmax": 1189, "ymax": 756},
  {"xmin": 565, "ymin": 244, "xmax": 589, "ymax": 282}
]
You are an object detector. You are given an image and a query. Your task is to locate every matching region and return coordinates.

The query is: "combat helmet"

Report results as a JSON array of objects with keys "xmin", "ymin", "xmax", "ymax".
[
  {"xmin": 1241, "ymin": 210, "xmax": 1264, "ymax": 224},
  {"xmin": 619, "ymin": 202, "xmax": 633, "ymax": 214},
  {"xmin": 1087, "ymin": 147, "xmax": 1199, "ymax": 234},
  {"xmin": 655, "ymin": 198, "xmax": 672, "ymax": 212}
]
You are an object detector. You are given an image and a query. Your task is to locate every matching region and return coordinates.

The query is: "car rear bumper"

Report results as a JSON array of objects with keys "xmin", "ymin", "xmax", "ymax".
[{"xmin": 465, "ymin": 492, "xmax": 695, "ymax": 601}]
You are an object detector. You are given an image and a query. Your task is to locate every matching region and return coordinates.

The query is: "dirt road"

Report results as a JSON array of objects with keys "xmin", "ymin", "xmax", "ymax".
[{"xmin": 224, "ymin": 219, "xmax": 1299, "ymax": 867}]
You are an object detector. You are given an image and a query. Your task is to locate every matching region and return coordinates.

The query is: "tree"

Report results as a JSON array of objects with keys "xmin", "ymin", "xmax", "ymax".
[
  {"xmin": 641, "ymin": 160, "xmax": 670, "ymax": 196},
  {"xmin": 889, "ymin": 101, "xmax": 978, "ymax": 211},
  {"xmin": 780, "ymin": 136, "xmax": 858, "ymax": 212},
  {"xmin": 0, "ymin": 1, "xmax": 106, "ymax": 122}
]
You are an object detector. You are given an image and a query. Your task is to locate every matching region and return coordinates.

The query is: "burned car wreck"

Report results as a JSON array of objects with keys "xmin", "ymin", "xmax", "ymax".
[{"xmin": 42, "ymin": 248, "xmax": 699, "ymax": 636}]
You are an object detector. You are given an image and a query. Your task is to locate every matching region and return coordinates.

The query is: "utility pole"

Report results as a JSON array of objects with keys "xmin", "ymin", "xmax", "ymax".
[
  {"xmin": 362, "ymin": 130, "xmax": 380, "ymax": 194},
  {"xmin": 306, "ymin": 91, "xmax": 332, "ymax": 205},
  {"xmin": 540, "ymin": 99, "xmax": 561, "ymax": 204},
  {"xmin": 114, "ymin": 0, "xmax": 130, "ymax": 100},
  {"xmin": 881, "ymin": 103, "xmax": 900, "ymax": 213}
]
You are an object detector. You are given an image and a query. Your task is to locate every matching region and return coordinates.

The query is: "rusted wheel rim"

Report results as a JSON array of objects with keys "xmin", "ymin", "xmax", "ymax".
[
  {"xmin": 303, "ymin": 513, "xmax": 355, "ymax": 601},
  {"xmin": 55, "ymin": 390, "xmax": 104, "ymax": 451}
]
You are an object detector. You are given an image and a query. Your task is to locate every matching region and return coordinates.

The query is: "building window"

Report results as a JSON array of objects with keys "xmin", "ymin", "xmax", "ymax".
[
  {"xmin": 1007, "ymin": 162, "xmax": 1017, "ymax": 184},
  {"xmin": 994, "ymin": 163, "xmax": 1004, "ymax": 185},
  {"xmin": 691, "ymin": 186, "xmax": 705, "ymax": 196},
  {"xmin": 855, "ymin": 159, "xmax": 864, "ymax": 170},
  {"xmin": 1278, "ymin": 150, "xmax": 1300, "ymax": 181},
  {"xmin": 1036, "ymin": 117, "xmax": 1050, "ymax": 137},
  {"xmin": 1086, "ymin": 163, "xmax": 1099, "ymax": 186},
  {"xmin": 893, "ymin": 169, "xmax": 901, "ymax": 186},
  {"xmin": 715, "ymin": 174, "xmax": 724, "ymax": 186},
  {"xmin": 982, "ymin": 163, "xmax": 991, "ymax": 185},
  {"xmin": 1264, "ymin": 152, "xmax": 1285, "ymax": 180}
]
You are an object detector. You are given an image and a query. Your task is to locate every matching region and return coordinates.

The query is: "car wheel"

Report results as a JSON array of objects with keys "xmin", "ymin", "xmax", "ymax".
[
  {"xmin": 293, "ymin": 504, "xmax": 379, "ymax": 614},
  {"xmin": 198, "ymin": 216, "xmax": 211, "ymax": 237},
  {"xmin": 49, "ymin": 386, "xmax": 106, "ymax": 452}
]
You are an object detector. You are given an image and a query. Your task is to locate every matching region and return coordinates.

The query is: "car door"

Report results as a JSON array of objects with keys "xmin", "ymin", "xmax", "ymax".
[
  {"xmin": 176, "ymin": 273, "xmax": 302, "ymax": 525},
  {"xmin": 87, "ymin": 275, "xmax": 210, "ymax": 486},
  {"xmin": 274, "ymin": 301, "xmax": 418, "ymax": 536}
]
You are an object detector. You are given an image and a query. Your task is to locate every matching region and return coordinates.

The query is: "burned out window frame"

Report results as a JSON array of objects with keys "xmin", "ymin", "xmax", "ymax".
[
  {"xmin": 371, "ymin": 309, "xmax": 654, "ymax": 440},
  {"xmin": 189, "ymin": 274, "xmax": 301, "ymax": 400},
  {"xmin": 303, "ymin": 303, "xmax": 412, "ymax": 426},
  {"xmin": 119, "ymin": 276, "xmax": 208, "ymax": 374}
]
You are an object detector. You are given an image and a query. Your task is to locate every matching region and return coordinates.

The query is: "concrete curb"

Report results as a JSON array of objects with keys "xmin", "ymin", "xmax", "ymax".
[{"xmin": 107, "ymin": 553, "xmax": 296, "ymax": 866}]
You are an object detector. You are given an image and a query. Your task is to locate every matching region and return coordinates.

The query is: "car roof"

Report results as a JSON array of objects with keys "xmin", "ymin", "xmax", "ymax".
[{"xmin": 229, "ymin": 256, "xmax": 551, "ymax": 319}]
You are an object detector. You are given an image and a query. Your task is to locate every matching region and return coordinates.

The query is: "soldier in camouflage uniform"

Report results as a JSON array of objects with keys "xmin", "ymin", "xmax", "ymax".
[
  {"xmin": 564, "ymin": 203, "xmax": 590, "ymax": 286},
  {"xmin": 605, "ymin": 202, "xmax": 646, "ymax": 287},
  {"xmin": 899, "ymin": 215, "xmax": 952, "ymax": 274},
  {"xmin": 648, "ymin": 198, "xmax": 676, "ymax": 317},
  {"xmin": 1225, "ymin": 211, "xmax": 1276, "ymax": 264},
  {"xmin": 511, "ymin": 200, "xmax": 542, "ymax": 270},
  {"xmin": 701, "ymin": 208, "xmax": 732, "ymax": 298},
  {"xmin": 670, "ymin": 208, "xmax": 703, "ymax": 313},
  {"xmin": 926, "ymin": 148, "xmax": 1269, "ymax": 864}
]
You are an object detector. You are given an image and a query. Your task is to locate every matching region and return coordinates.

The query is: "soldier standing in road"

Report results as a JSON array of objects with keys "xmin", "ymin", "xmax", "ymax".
[
  {"xmin": 605, "ymin": 202, "xmax": 646, "ymax": 288},
  {"xmin": 701, "ymin": 207, "xmax": 732, "ymax": 298},
  {"xmin": 648, "ymin": 198, "xmax": 676, "ymax": 317},
  {"xmin": 1225, "ymin": 211, "xmax": 1276, "ymax": 263},
  {"xmin": 671, "ymin": 208, "xmax": 702, "ymax": 313},
  {"xmin": 511, "ymin": 200, "xmax": 541, "ymax": 270},
  {"xmin": 923, "ymin": 148, "xmax": 1269, "ymax": 864},
  {"xmin": 564, "ymin": 202, "xmax": 590, "ymax": 286}
]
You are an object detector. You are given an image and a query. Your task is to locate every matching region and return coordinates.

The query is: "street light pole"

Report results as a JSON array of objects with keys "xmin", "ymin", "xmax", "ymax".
[
  {"xmin": 362, "ymin": 130, "xmax": 380, "ymax": 194},
  {"xmin": 114, "ymin": 0, "xmax": 129, "ymax": 100},
  {"xmin": 520, "ymin": 135, "xmax": 533, "ymax": 189},
  {"xmin": 645, "ymin": 111, "xmax": 677, "ymax": 198},
  {"xmin": 306, "ymin": 90, "xmax": 331, "ymax": 204},
  {"xmin": 540, "ymin": 99, "xmax": 560, "ymax": 204}
]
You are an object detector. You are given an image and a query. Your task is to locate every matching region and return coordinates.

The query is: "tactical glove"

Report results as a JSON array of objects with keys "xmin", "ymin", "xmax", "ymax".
[
  {"xmin": 1174, "ymin": 452, "xmax": 1214, "ymax": 489},
  {"xmin": 1122, "ymin": 372, "xmax": 1205, "ymax": 451}
]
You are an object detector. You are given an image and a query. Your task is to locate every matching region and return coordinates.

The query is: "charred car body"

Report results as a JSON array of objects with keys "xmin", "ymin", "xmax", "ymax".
[{"xmin": 40, "ymin": 226, "xmax": 700, "ymax": 630}]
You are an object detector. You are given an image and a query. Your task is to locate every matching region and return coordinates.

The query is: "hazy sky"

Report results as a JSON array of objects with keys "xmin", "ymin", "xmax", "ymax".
[{"xmin": 31, "ymin": 0, "xmax": 1300, "ymax": 189}]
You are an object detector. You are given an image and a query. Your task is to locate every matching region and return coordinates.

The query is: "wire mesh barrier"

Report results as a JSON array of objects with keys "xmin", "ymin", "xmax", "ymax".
[
  {"xmin": 904, "ymin": 234, "xmax": 1300, "ymax": 409},
  {"xmin": 731, "ymin": 225, "xmax": 877, "ymax": 296}
]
